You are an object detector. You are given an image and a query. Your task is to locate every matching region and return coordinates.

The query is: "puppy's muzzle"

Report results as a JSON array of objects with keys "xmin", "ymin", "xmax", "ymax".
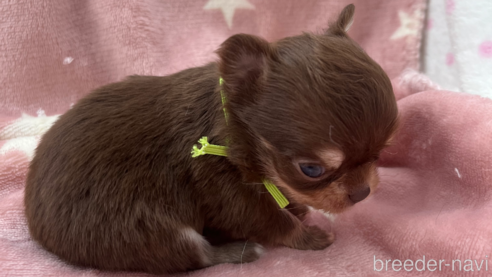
[{"xmin": 348, "ymin": 186, "xmax": 370, "ymax": 203}]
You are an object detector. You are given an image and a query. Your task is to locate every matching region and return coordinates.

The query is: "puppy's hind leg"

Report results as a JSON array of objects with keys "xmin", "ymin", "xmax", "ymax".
[
  {"xmin": 209, "ymin": 240, "xmax": 265, "ymax": 265},
  {"xmin": 181, "ymin": 228, "xmax": 265, "ymax": 268}
]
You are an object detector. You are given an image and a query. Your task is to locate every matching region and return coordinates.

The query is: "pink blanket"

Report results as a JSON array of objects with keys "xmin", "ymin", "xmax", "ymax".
[{"xmin": 10, "ymin": 0, "xmax": 492, "ymax": 276}]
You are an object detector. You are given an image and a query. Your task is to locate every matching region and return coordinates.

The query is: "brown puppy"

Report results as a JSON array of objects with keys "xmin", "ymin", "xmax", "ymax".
[{"xmin": 24, "ymin": 4, "xmax": 398, "ymax": 274}]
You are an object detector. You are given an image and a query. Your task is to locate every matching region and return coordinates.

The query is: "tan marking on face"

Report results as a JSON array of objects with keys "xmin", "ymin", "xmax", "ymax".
[
  {"xmin": 267, "ymin": 160, "xmax": 381, "ymax": 214},
  {"xmin": 366, "ymin": 163, "xmax": 379, "ymax": 194},
  {"xmin": 270, "ymin": 175, "xmax": 350, "ymax": 214},
  {"xmin": 318, "ymin": 148, "xmax": 344, "ymax": 170}
]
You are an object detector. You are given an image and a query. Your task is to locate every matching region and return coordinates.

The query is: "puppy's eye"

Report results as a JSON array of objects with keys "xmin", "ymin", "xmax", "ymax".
[{"xmin": 299, "ymin": 163, "xmax": 325, "ymax": 178}]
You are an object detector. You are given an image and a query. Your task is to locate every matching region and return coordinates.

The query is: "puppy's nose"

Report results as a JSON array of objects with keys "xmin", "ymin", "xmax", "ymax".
[{"xmin": 349, "ymin": 186, "xmax": 370, "ymax": 204}]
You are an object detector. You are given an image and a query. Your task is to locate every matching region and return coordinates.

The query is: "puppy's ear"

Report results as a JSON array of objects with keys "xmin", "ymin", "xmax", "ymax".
[
  {"xmin": 326, "ymin": 4, "xmax": 355, "ymax": 36},
  {"xmin": 216, "ymin": 34, "xmax": 272, "ymax": 103}
]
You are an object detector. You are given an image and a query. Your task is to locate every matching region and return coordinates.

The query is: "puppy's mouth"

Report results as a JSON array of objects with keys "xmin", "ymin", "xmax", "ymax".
[
  {"xmin": 270, "ymin": 170, "xmax": 376, "ymax": 214},
  {"xmin": 274, "ymin": 180, "xmax": 355, "ymax": 215},
  {"xmin": 309, "ymin": 196, "xmax": 354, "ymax": 215}
]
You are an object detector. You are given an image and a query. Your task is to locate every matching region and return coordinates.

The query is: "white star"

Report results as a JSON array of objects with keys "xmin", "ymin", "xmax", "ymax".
[
  {"xmin": 390, "ymin": 9, "xmax": 422, "ymax": 40},
  {"xmin": 0, "ymin": 109, "xmax": 60, "ymax": 159},
  {"xmin": 0, "ymin": 109, "xmax": 59, "ymax": 140},
  {"xmin": 0, "ymin": 136, "xmax": 40, "ymax": 160},
  {"xmin": 204, "ymin": 0, "xmax": 255, "ymax": 29},
  {"xmin": 63, "ymin": 57, "xmax": 74, "ymax": 65}
]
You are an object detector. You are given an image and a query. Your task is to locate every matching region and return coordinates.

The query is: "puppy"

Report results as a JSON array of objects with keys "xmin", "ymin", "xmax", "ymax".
[{"xmin": 24, "ymin": 4, "xmax": 398, "ymax": 274}]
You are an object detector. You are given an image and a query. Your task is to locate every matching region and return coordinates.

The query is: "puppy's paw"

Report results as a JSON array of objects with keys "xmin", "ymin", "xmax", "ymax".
[
  {"xmin": 240, "ymin": 242, "xmax": 265, "ymax": 263},
  {"xmin": 294, "ymin": 226, "xmax": 335, "ymax": 251},
  {"xmin": 211, "ymin": 241, "xmax": 265, "ymax": 265}
]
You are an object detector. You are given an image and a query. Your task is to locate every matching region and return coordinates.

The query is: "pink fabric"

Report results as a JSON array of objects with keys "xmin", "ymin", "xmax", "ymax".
[
  {"xmin": 3, "ymin": 73, "xmax": 492, "ymax": 276},
  {"xmin": 9, "ymin": 0, "xmax": 484, "ymax": 276},
  {"xmin": 0, "ymin": 0, "xmax": 425, "ymax": 117}
]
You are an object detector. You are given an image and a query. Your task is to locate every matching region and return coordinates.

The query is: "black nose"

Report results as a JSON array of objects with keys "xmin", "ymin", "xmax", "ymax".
[{"xmin": 349, "ymin": 186, "xmax": 371, "ymax": 203}]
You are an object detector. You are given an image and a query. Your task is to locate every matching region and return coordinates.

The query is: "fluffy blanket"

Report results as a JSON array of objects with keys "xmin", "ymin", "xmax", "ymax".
[
  {"xmin": 0, "ymin": 0, "xmax": 425, "ymax": 117},
  {"xmin": 4, "ymin": 71, "xmax": 492, "ymax": 276},
  {"xmin": 423, "ymin": 0, "xmax": 492, "ymax": 98},
  {"xmin": 13, "ymin": 0, "xmax": 492, "ymax": 276}
]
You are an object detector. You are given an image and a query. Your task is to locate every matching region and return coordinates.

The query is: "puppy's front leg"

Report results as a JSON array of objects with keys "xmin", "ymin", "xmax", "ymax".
[
  {"xmin": 285, "ymin": 202, "xmax": 310, "ymax": 222},
  {"xmin": 249, "ymin": 205, "xmax": 334, "ymax": 251}
]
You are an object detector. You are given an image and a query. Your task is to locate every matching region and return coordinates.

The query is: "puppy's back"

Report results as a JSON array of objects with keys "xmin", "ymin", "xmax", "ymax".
[{"xmin": 24, "ymin": 64, "xmax": 219, "ymax": 271}]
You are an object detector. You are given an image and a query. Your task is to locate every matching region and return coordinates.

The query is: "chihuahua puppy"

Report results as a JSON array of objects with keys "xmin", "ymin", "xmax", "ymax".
[{"xmin": 24, "ymin": 4, "xmax": 398, "ymax": 274}]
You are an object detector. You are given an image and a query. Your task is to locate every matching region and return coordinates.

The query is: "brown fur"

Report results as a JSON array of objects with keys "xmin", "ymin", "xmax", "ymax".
[{"xmin": 24, "ymin": 4, "xmax": 398, "ymax": 274}]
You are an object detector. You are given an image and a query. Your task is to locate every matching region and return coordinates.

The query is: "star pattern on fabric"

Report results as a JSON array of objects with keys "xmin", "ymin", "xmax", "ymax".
[
  {"xmin": 391, "ymin": 9, "xmax": 422, "ymax": 40},
  {"xmin": 0, "ymin": 109, "xmax": 59, "ymax": 160},
  {"xmin": 0, "ymin": 136, "xmax": 40, "ymax": 160},
  {"xmin": 204, "ymin": 0, "xmax": 255, "ymax": 29}
]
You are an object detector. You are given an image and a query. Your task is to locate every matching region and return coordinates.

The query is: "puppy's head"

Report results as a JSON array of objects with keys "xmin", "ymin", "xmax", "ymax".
[{"xmin": 217, "ymin": 4, "xmax": 398, "ymax": 214}]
